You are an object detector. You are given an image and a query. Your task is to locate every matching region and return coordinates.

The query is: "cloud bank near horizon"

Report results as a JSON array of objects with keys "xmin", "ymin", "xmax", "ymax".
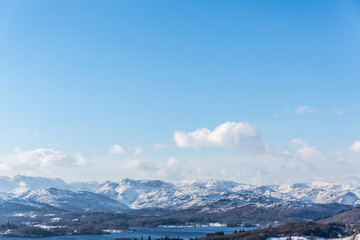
[
  {"xmin": 0, "ymin": 148, "xmax": 87, "ymax": 174},
  {"xmin": 1, "ymin": 121, "xmax": 359, "ymax": 185}
]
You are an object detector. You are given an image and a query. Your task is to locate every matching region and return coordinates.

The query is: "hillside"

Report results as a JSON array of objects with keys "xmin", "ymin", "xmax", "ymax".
[
  {"xmin": 199, "ymin": 222, "xmax": 346, "ymax": 240},
  {"xmin": 318, "ymin": 207, "xmax": 360, "ymax": 225}
]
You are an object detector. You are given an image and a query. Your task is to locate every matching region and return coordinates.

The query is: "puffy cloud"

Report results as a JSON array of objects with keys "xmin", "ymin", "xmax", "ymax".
[
  {"xmin": 109, "ymin": 145, "xmax": 127, "ymax": 154},
  {"xmin": 173, "ymin": 121, "xmax": 266, "ymax": 154},
  {"xmin": 294, "ymin": 105, "xmax": 317, "ymax": 115},
  {"xmin": 350, "ymin": 141, "xmax": 360, "ymax": 153},
  {"xmin": 0, "ymin": 148, "xmax": 87, "ymax": 172}
]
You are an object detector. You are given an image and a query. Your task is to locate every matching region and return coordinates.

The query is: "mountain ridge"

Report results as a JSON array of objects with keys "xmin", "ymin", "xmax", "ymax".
[{"xmin": 1, "ymin": 175, "xmax": 360, "ymax": 214}]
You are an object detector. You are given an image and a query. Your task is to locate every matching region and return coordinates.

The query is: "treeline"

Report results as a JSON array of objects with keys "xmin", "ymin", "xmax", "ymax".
[
  {"xmin": 0, "ymin": 203, "xmax": 355, "ymax": 238},
  {"xmin": 0, "ymin": 225, "xmax": 65, "ymax": 238},
  {"xmin": 199, "ymin": 221, "xmax": 346, "ymax": 240},
  {"xmin": 1, "ymin": 203, "xmax": 353, "ymax": 230},
  {"xmin": 115, "ymin": 237, "xmax": 184, "ymax": 240}
]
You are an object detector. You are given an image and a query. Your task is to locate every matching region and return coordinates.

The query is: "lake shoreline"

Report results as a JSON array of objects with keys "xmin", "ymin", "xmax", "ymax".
[{"xmin": 0, "ymin": 226, "xmax": 255, "ymax": 240}]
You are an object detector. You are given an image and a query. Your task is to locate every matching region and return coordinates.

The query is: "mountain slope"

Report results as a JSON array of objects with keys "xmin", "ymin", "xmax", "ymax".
[
  {"xmin": 17, "ymin": 188, "xmax": 129, "ymax": 212},
  {"xmin": 1, "ymin": 175, "xmax": 360, "ymax": 214},
  {"xmin": 97, "ymin": 179, "xmax": 360, "ymax": 210},
  {"xmin": 0, "ymin": 197, "xmax": 58, "ymax": 214},
  {"xmin": 318, "ymin": 207, "xmax": 360, "ymax": 225},
  {"xmin": 0, "ymin": 175, "xmax": 100, "ymax": 196}
]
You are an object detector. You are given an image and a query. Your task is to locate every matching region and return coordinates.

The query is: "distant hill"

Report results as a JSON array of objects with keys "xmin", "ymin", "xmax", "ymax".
[
  {"xmin": 317, "ymin": 207, "xmax": 360, "ymax": 225},
  {"xmin": 199, "ymin": 221, "xmax": 346, "ymax": 240}
]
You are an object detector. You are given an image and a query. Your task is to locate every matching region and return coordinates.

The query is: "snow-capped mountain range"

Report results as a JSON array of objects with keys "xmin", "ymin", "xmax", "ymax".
[{"xmin": 1, "ymin": 175, "xmax": 360, "ymax": 213}]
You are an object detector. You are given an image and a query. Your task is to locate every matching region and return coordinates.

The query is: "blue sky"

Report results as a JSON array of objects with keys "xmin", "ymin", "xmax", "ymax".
[{"xmin": 0, "ymin": 0, "xmax": 359, "ymax": 184}]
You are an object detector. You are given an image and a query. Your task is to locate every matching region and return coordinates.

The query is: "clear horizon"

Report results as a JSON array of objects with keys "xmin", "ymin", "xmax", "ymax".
[{"xmin": 0, "ymin": 1, "xmax": 359, "ymax": 184}]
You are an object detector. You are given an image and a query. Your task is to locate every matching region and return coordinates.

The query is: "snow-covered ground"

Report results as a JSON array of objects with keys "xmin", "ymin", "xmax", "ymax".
[{"xmin": 2, "ymin": 175, "xmax": 360, "ymax": 211}]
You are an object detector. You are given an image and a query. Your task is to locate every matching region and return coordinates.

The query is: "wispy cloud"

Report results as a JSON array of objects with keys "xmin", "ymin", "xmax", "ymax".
[
  {"xmin": 15, "ymin": 129, "xmax": 41, "ymax": 137},
  {"xmin": 334, "ymin": 109, "xmax": 343, "ymax": 115},
  {"xmin": 124, "ymin": 159, "xmax": 158, "ymax": 172},
  {"xmin": 294, "ymin": 105, "xmax": 317, "ymax": 115},
  {"xmin": 132, "ymin": 145, "xmax": 144, "ymax": 155},
  {"xmin": 109, "ymin": 145, "xmax": 144, "ymax": 155},
  {"xmin": 153, "ymin": 142, "xmax": 171, "ymax": 150},
  {"xmin": 122, "ymin": 157, "xmax": 184, "ymax": 181}
]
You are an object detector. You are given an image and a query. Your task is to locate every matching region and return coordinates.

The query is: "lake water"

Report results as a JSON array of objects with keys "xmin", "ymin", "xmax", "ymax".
[{"xmin": 0, "ymin": 226, "xmax": 257, "ymax": 240}]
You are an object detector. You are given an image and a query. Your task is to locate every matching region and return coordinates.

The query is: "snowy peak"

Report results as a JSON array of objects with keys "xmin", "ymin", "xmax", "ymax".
[
  {"xmin": 18, "ymin": 187, "xmax": 129, "ymax": 212},
  {"xmin": 0, "ymin": 175, "xmax": 100, "ymax": 195},
  {"xmin": 68, "ymin": 181, "xmax": 100, "ymax": 192},
  {"xmin": 269, "ymin": 181, "xmax": 360, "ymax": 205},
  {"xmin": 13, "ymin": 175, "xmax": 69, "ymax": 190},
  {"xmin": 0, "ymin": 177, "xmax": 19, "ymax": 193},
  {"xmin": 97, "ymin": 179, "xmax": 177, "ymax": 208},
  {"xmin": 2, "ymin": 176, "xmax": 360, "ymax": 213},
  {"xmin": 120, "ymin": 178, "xmax": 175, "ymax": 189},
  {"xmin": 339, "ymin": 192, "xmax": 359, "ymax": 204},
  {"xmin": 97, "ymin": 179, "xmax": 275, "ymax": 210}
]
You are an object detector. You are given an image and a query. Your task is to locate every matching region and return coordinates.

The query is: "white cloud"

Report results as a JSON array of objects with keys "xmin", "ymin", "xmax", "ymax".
[
  {"xmin": 350, "ymin": 141, "xmax": 360, "ymax": 153},
  {"xmin": 116, "ymin": 156, "xmax": 184, "ymax": 181},
  {"xmin": 109, "ymin": 145, "xmax": 127, "ymax": 154},
  {"xmin": 294, "ymin": 105, "xmax": 317, "ymax": 115},
  {"xmin": 157, "ymin": 157, "xmax": 184, "ymax": 181},
  {"xmin": 334, "ymin": 109, "xmax": 343, "ymax": 115},
  {"xmin": 73, "ymin": 153, "xmax": 87, "ymax": 167},
  {"xmin": 167, "ymin": 157, "xmax": 179, "ymax": 167},
  {"xmin": 291, "ymin": 139, "xmax": 326, "ymax": 161},
  {"xmin": 0, "ymin": 148, "xmax": 87, "ymax": 172},
  {"xmin": 109, "ymin": 145, "xmax": 144, "ymax": 155},
  {"xmin": 124, "ymin": 160, "xmax": 158, "ymax": 172},
  {"xmin": 248, "ymin": 139, "xmax": 360, "ymax": 184},
  {"xmin": 153, "ymin": 142, "xmax": 171, "ymax": 150},
  {"xmin": 173, "ymin": 121, "xmax": 266, "ymax": 154},
  {"xmin": 0, "ymin": 163, "xmax": 9, "ymax": 171},
  {"xmin": 132, "ymin": 145, "xmax": 144, "ymax": 155}
]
